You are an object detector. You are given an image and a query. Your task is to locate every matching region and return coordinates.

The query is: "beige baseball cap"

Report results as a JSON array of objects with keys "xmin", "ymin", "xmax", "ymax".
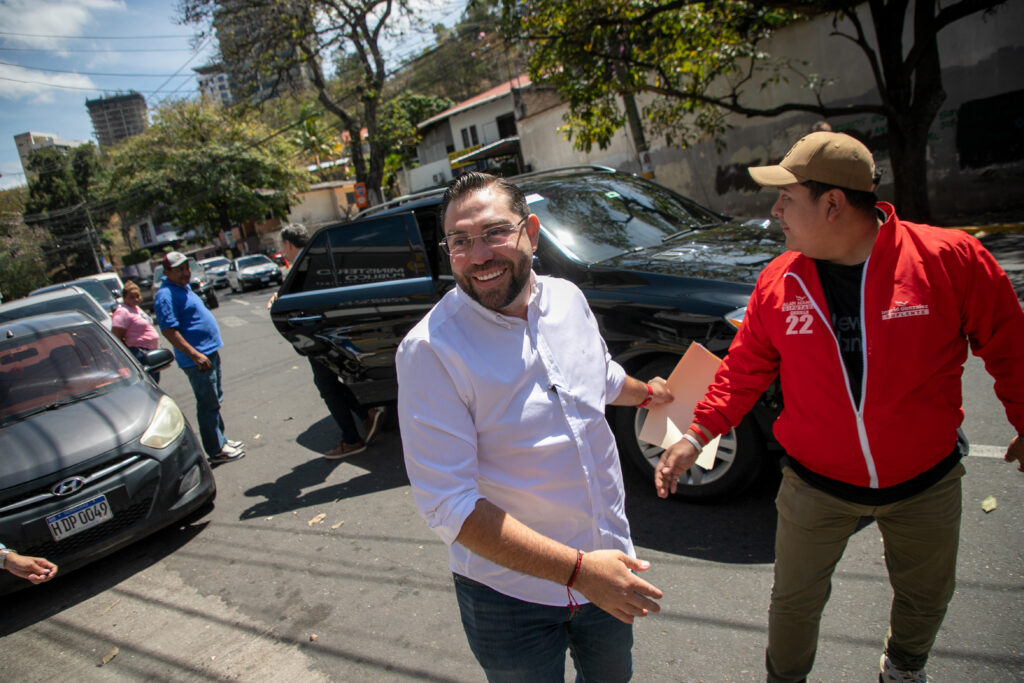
[{"xmin": 748, "ymin": 132, "xmax": 876, "ymax": 192}]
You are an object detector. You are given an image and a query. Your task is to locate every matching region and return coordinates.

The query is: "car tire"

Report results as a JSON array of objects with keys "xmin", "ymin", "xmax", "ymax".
[
  {"xmin": 612, "ymin": 355, "xmax": 767, "ymax": 502},
  {"xmin": 206, "ymin": 290, "xmax": 219, "ymax": 309}
]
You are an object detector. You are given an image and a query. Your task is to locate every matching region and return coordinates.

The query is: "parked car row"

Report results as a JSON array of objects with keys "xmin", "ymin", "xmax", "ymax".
[{"xmin": 270, "ymin": 166, "xmax": 787, "ymax": 502}]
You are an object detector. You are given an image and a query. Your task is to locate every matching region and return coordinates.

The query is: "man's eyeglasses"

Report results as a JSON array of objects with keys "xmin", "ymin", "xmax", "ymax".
[{"xmin": 440, "ymin": 217, "xmax": 527, "ymax": 256}]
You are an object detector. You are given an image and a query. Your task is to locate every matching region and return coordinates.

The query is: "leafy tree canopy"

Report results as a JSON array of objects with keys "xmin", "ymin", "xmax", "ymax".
[
  {"xmin": 180, "ymin": 0, "xmax": 420, "ymax": 205},
  {"xmin": 502, "ymin": 0, "xmax": 1009, "ymax": 220},
  {"xmin": 1, "ymin": 187, "xmax": 49, "ymax": 300},
  {"xmin": 105, "ymin": 99, "xmax": 309, "ymax": 240}
]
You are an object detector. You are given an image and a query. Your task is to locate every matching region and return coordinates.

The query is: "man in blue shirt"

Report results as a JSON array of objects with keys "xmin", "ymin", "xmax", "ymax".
[{"xmin": 154, "ymin": 251, "xmax": 244, "ymax": 464}]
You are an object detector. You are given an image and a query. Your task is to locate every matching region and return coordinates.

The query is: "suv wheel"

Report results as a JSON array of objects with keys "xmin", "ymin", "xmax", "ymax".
[
  {"xmin": 205, "ymin": 289, "xmax": 219, "ymax": 310},
  {"xmin": 612, "ymin": 355, "xmax": 766, "ymax": 502}
]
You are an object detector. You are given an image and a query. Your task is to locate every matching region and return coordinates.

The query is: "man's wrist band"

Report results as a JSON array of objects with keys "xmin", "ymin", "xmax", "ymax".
[
  {"xmin": 0, "ymin": 548, "xmax": 13, "ymax": 570},
  {"xmin": 681, "ymin": 433, "xmax": 704, "ymax": 452},
  {"xmin": 636, "ymin": 383, "xmax": 654, "ymax": 409},
  {"xmin": 687, "ymin": 423, "xmax": 709, "ymax": 446}
]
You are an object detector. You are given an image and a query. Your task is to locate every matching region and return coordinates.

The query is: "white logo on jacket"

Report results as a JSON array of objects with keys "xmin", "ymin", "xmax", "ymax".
[
  {"xmin": 881, "ymin": 302, "xmax": 930, "ymax": 320},
  {"xmin": 782, "ymin": 295, "xmax": 815, "ymax": 335}
]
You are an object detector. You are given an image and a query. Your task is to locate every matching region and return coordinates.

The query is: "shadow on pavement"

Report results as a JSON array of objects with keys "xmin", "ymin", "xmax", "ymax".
[
  {"xmin": 622, "ymin": 458, "xmax": 782, "ymax": 564},
  {"xmin": 239, "ymin": 421, "xmax": 408, "ymax": 520},
  {"xmin": 0, "ymin": 518, "xmax": 211, "ymax": 637}
]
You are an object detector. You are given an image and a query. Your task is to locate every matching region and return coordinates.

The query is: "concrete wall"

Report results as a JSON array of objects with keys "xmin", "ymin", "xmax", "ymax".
[{"xmin": 519, "ymin": 1, "xmax": 1024, "ymax": 222}]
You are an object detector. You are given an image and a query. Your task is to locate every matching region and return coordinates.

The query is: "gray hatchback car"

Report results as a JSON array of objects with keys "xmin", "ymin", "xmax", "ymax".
[{"xmin": 0, "ymin": 312, "xmax": 216, "ymax": 594}]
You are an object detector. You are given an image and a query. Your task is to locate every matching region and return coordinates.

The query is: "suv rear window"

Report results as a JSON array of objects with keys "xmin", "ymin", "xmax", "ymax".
[{"xmin": 288, "ymin": 215, "xmax": 431, "ymax": 292}]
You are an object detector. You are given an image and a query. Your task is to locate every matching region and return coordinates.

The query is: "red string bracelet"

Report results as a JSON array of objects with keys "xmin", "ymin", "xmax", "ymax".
[
  {"xmin": 636, "ymin": 383, "xmax": 654, "ymax": 409},
  {"xmin": 687, "ymin": 423, "xmax": 709, "ymax": 446},
  {"xmin": 566, "ymin": 549, "xmax": 584, "ymax": 614}
]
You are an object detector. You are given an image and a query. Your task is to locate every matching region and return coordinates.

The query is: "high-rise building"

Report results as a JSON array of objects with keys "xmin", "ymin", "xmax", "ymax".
[
  {"xmin": 86, "ymin": 91, "xmax": 148, "ymax": 148},
  {"xmin": 213, "ymin": 0, "xmax": 317, "ymax": 104},
  {"xmin": 194, "ymin": 63, "xmax": 234, "ymax": 106},
  {"xmin": 13, "ymin": 131, "xmax": 90, "ymax": 179}
]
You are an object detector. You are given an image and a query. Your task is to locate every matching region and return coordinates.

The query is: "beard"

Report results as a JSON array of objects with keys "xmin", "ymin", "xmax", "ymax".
[{"xmin": 454, "ymin": 249, "xmax": 533, "ymax": 313}]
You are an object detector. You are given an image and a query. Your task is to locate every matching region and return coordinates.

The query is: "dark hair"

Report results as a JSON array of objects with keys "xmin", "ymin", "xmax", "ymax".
[
  {"xmin": 281, "ymin": 222, "xmax": 309, "ymax": 249},
  {"xmin": 439, "ymin": 172, "xmax": 528, "ymax": 229},
  {"xmin": 801, "ymin": 180, "xmax": 879, "ymax": 213}
]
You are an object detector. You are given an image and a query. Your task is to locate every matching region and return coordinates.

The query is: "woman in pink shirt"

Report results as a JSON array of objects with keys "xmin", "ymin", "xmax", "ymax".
[{"xmin": 112, "ymin": 281, "xmax": 162, "ymax": 382}]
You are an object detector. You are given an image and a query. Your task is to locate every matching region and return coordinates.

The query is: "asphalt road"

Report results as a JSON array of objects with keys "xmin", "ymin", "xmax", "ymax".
[{"xmin": 3, "ymin": 269, "xmax": 1023, "ymax": 682}]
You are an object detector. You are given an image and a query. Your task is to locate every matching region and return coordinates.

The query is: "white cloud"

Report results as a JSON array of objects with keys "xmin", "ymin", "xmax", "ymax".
[
  {"xmin": 0, "ymin": 63, "xmax": 96, "ymax": 103},
  {"xmin": 0, "ymin": 0, "xmax": 126, "ymax": 49}
]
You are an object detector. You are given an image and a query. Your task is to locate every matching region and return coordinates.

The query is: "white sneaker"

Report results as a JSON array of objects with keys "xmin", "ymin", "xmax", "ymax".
[
  {"xmin": 225, "ymin": 439, "xmax": 244, "ymax": 449},
  {"xmin": 879, "ymin": 653, "xmax": 928, "ymax": 683},
  {"xmin": 209, "ymin": 442, "xmax": 246, "ymax": 464}
]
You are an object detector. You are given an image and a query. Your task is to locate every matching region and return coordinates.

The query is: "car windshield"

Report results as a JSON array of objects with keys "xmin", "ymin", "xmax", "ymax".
[
  {"xmin": 0, "ymin": 294, "xmax": 107, "ymax": 324},
  {"xmin": 70, "ymin": 279, "xmax": 116, "ymax": 308},
  {"xmin": 522, "ymin": 174, "xmax": 723, "ymax": 264},
  {"xmin": 238, "ymin": 256, "xmax": 272, "ymax": 268},
  {"xmin": 0, "ymin": 324, "xmax": 135, "ymax": 425},
  {"xmin": 203, "ymin": 258, "xmax": 230, "ymax": 269}
]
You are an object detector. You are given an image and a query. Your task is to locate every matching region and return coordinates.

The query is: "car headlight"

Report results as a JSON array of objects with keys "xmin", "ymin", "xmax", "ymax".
[
  {"xmin": 141, "ymin": 395, "xmax": 186, "ymax": 449},
  {"xmin": 725, "ymin": 306, "xmax": 746, "ymax": 329}
]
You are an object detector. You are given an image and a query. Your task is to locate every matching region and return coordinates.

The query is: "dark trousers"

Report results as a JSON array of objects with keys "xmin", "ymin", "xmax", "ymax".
[{"xmin": 309, "ymin": 357, "xmax": 366, "ymax": 444}]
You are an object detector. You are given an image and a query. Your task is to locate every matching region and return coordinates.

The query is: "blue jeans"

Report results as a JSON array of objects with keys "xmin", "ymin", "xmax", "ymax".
[
  {"xmin": 183, "ymin": 351, "xmax": 225, "ymax": 456},
  {"xmin": 453, "ymin": 573, "xmax": 633, "ymax": 682}
]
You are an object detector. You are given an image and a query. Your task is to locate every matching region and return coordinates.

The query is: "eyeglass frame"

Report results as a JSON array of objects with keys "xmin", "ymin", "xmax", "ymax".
[{"xmin": 439, "ymin": 216, "xmax": 529, "ymax": 256}]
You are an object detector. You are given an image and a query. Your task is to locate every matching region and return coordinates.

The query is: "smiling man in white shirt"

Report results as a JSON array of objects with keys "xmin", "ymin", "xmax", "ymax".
[{"xmin": 397, "ymin": 172, "xmax": 672, "ymax": 681}]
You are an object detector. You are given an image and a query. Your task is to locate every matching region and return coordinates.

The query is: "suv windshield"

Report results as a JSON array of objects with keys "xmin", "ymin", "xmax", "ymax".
[
  {"xmin": 523, "ymin": 174, "xmax": 722, "ymax": 264},
  {"xmin": 202, "ymin": 258, "xmax": 230, "ymax": 269},
  {"xmin": 0, "ymin": 324, "xmax": 135, "ymax": 425}
]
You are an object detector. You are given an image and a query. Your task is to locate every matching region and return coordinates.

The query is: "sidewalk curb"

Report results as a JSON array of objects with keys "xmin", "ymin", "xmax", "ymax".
[{"xmin": 950, "ymin": 223, "xmax": 1024, "ymax": 235}]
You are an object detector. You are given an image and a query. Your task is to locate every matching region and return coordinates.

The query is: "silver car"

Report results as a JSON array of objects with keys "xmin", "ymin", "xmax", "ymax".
[{"xmin": 198, "ymin": 257, "xmax": 231, "ymax": 289}]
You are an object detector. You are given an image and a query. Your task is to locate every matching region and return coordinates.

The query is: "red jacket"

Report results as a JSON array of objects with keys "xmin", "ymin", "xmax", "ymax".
[{"xmin": 695, "ymin": 203, "xmax": 1024, "ymax": 488}]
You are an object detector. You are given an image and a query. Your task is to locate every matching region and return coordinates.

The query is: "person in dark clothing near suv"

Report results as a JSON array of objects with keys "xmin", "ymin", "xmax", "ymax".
[
  {"xmin": 269, "ymin": 223, "xmax": 383, "ymax": 458},
  {"xmin": 656, "ymin": 132, "xmax": 1024, "ymax": 683}
]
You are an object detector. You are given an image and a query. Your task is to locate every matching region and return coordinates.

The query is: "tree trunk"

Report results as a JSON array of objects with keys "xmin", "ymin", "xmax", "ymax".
[{"xmin": 886, "ymin": 117, "xmax": 932, "ymax": 222}]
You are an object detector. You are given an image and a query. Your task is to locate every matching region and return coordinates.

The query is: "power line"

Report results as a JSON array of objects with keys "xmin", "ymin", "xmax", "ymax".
[
  {"xmin": 0, "ymin": 60, "xmax": 188, "ymax": 77},
  {"xmin": 0, "ymin": 31, "xmax": 194, "ymax": 40},
  {"xmin": 0, "ymin": 47, "xmax": 194, "ymax": 53}
]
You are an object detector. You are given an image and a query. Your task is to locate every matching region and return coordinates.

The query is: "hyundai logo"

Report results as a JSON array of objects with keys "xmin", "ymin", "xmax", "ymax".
[{"xmin": 52, "ymin": 477, "xmax": 86, "ymax": 497}]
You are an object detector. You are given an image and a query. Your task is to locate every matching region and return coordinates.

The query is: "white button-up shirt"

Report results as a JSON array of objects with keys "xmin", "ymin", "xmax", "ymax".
[{"xmin": 397, "ymin": 275, "xmax": 633, "ymax": 606}]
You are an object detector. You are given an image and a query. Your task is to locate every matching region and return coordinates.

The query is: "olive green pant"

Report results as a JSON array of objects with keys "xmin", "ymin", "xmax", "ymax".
[{"xmin": 765, "ymin": 463, "xmax": 964, "ymax": 682}]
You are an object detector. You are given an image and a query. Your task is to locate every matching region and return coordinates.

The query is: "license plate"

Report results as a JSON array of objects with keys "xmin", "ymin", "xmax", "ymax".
[
  {"xmin": 46, "ymin": 495, "xmax": 113, "ymax": 541},
  {"xmin": 260, "ymin": 276, "xmax": 270, "ymax": 282}
]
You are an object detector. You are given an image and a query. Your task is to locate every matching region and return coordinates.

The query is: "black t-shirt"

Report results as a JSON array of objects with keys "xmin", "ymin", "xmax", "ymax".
[{"xmin": 815, "ymin": 259, "xmax": 865, "ymax": 406}]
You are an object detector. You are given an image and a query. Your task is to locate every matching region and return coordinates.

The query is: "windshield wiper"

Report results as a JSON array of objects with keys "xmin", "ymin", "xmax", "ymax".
[
  {"xmin": 9, "ymin": 389, "xmax": 107, "ymax": 421},
  {"xmin": 661, "ymin": 223, "xmax": 721, "ymax": 243}
]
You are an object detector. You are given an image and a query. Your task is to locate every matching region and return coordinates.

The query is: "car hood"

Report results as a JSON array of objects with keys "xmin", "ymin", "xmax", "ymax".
[
  {"xmin": 206, "ymin": 266, "xmax": 228, "ymax": 274},
  {"xmin": 0, "ymin": 381, "xmax": 159, "ymax": 487},
  {"xmin": 595, "ymin": 218, "xmax": 786, "ymax": 285}
]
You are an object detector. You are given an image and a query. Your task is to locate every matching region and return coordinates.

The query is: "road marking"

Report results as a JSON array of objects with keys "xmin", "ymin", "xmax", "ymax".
[
  {"xmin": 220, "ymin": 315, "xmax": 248, "ymax": 328},
  {"xmin": 971, "ymin": 444, "xmax": 1008, "ymax": 459},
  {"xmin": 234, "ymin": 299, "xmax": 250, "ymax": 306}
]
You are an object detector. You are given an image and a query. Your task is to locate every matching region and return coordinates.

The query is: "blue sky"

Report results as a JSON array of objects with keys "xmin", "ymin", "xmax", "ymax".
[{"xmin": 0, "ymin": 0, "xmax": 465, "ymax": 191}]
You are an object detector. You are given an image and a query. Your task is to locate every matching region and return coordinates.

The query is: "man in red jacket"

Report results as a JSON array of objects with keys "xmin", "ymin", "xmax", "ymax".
[{"xmin": 656, "ymin": 131, "xmax": 1024, "ymax": 683}]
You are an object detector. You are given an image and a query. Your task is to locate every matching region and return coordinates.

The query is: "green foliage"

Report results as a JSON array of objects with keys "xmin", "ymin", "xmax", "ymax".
[
  {"xmin": 389, "ymin": 0, "xmax": 523, "ymax": 104},
  {"xmin": 104, "ymin": 100, "xmax": 309, "ymax": 240},
  {"xmin": 121, "ymin": 248, "xmax": 152, "ymax": 267},
  {"xmin": 180, "ymin": 0, "xmax": 420, "ymax": 205},
  {"xmin": 502, "ymin": 0, "xmax": 798, "ymax": 152},
  {"xmin": 502, "ymin": 0, "xmax": 1010, "ymax": 219},
  {"xmin": 0, "ymin": 187, "xmax": 48, "ymax": 300}
]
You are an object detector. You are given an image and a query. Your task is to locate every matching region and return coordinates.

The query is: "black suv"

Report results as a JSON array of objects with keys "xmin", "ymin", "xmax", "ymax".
[{"xmin": 270, "ymin": 167, "xmax": 786, "ymax": 501}]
